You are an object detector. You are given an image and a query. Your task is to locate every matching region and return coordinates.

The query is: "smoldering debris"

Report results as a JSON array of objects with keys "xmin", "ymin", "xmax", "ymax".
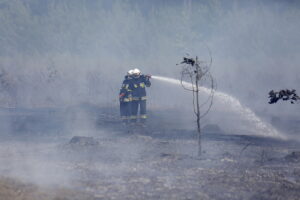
[{"xmin": 61, "ymin": 136, "xmax": 103, "ymax": 160}]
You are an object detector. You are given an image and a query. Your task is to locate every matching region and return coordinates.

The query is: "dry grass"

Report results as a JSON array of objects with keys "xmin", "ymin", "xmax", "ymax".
[{"xmin": 0, "ymin": 177, "xmax": 96, "ymax": 200}]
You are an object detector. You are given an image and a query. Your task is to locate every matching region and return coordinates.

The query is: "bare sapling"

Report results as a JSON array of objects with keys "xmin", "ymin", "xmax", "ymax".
[{"xmin": 178, "ymin": 51, "xmax": 215, "ymax": 157}]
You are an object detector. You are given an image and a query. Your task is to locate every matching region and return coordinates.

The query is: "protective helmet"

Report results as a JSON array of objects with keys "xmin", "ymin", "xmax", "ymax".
[
  {"xmin": 132, "ymin": 68, "xmax": 141, "ymax": 76},
  {"xmin": 127, "ymin": 69, "xmax": 134, "ymax": 76}
]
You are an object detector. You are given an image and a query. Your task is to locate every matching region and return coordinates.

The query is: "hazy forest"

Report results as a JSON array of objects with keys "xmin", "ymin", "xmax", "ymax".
[
  {"xmin": 0, "ymin": 0, "xmax": 299, "ymax": 110},
  {"xmin": 0, "ymin": 0, "xmax": 300, "ymax": 199}
]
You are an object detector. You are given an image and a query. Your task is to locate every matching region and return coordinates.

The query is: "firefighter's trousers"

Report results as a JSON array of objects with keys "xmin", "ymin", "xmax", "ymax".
[
  {"xmin": 120, "ymin": 101, "xmax": 131, "ymax": 123},
  {"xmin": 131, "ymin": 99, "xmax": 147, "ymax": 123}
]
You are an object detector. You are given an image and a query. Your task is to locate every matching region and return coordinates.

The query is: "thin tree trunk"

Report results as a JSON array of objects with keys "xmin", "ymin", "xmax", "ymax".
[{"xmin": 195, "ymin": 61, "xmax": 201, "ymax": 157}]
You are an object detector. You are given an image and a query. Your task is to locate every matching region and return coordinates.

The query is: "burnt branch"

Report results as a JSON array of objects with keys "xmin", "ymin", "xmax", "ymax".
[
  {"xmin": 178, "ymin": 53, "xmax": 216, "ymax": 157},
  {"xmin": 268, "ymin": 89, "xmax": 300, "ymax": 104}
]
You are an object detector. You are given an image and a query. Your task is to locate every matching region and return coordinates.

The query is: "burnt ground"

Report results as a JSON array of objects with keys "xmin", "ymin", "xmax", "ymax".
[{"xmin": 0, "ymin": 105, "xmax": 300, "ymax": 200}]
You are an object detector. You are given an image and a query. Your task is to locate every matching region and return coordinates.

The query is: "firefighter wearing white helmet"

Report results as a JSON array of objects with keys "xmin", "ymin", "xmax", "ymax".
[
  {"xmin": 119, "ymin": 69, "xmax": 134, "ymax": 123},
  {"xmin": 132, "ymin": 68, "xmax": 141, "ymax": 77},
  {"xmin": 127, "ymin": 69, "xmax": 134, "ymax": 76},
  {"xmin": 129, "ymin": 68, "xmax": 151, "ymax": 124}
]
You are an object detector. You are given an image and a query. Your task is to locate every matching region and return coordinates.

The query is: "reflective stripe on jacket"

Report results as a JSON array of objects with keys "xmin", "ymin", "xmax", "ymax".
[
  {"xmin": 119, "ymin": 75, "xmax": 133, "ymax": 102},
  {"xmin": 129, "ymin": 75, "xmax": 151, "ymax": 99}
]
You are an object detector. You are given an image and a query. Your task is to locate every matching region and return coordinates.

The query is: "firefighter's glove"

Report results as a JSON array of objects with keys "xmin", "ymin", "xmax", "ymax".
[
  {"xmin": 119, "ymin": 93, "xmax": 125, "ymax": 99},
  {"xmin": 145, "ymin": 74, "xmax": 152, "ymax": 80}
]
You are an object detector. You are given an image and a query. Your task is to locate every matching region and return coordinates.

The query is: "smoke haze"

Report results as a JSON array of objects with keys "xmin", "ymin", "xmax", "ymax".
[
  {"xmin": 0, "ymin": 0, "xmax": 298, "ymax": 111},
  {"xmin": 0, "ymin": 1, "xmax": 300, "ymax": 199}
]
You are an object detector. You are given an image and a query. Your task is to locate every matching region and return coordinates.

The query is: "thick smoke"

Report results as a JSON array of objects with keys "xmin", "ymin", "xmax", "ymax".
[
  {"xmin": 0, "ymin": 0, "xmax": 299, "ymax": 189},
  {"xmin": 0, "ymin": 1, "xmax": 299, "ymax": 112}
]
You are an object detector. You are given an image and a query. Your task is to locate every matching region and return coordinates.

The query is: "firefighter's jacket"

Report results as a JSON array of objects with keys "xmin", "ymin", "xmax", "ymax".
[
  {"xmin": 119, "ymin": 75, "xmax": 132, "ymax": 102},
  {"xmin": 130, "ymin": 75, "xmax": 151, "ymax": 100}
]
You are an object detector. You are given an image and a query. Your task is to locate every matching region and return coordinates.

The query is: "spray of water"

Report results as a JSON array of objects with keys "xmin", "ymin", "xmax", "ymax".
[{"xmin": 152, "ymin": 75, "xmax": 287, "ymax": 140}]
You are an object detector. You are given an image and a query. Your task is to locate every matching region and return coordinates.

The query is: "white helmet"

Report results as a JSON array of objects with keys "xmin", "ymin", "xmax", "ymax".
[
  {"xmin": 127, "ymin": 69, "xmax": 134, "ymax": 75},
  {"xmin": 132, "ymin": 68, "xmax": 141, "ymax": 76}
]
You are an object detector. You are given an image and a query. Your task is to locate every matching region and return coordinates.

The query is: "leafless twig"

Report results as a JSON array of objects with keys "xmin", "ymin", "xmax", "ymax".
[{"xmin": 178, "ymin": 51, "xmax": 216, "ymax": 157}]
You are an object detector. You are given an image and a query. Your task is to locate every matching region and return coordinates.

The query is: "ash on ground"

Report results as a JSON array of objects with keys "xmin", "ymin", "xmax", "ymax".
[{"xmin": 0, "ymin": 106, "xmax": 299, "ymax": 200}]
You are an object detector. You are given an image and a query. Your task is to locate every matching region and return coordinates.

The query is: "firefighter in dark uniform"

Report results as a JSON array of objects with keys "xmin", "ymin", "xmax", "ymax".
[
  {"xmin": 130, "ymin": 68, "xmax": 151, "ymax": 124},
  {"xmin": 119, "ymin": 70, "xmax": 134, "ymax": 124}
]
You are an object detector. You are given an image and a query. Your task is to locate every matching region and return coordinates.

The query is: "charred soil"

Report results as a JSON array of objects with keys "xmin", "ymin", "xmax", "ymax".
[{"xmin": 0, "ymin": 106, "xmax": 299, "ymax": 200}]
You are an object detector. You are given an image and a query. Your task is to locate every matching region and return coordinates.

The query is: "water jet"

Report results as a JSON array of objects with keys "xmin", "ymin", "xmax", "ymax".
[{"xmin": 152, "ymin": 75, "xmax": 286, "ymax": 140}]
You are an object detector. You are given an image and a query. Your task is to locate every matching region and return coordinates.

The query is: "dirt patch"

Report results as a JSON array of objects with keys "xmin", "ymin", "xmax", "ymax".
[{"xmin": 0, "ymin": 177, "xmax": 96, "ymax": 200}]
